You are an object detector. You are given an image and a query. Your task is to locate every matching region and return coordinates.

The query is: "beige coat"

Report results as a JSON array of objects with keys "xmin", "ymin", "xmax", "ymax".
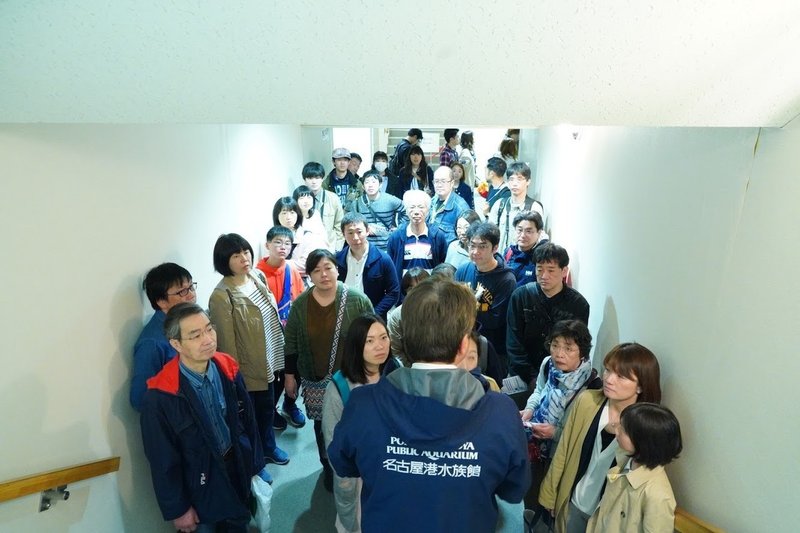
[
  {"xmin": 538, "ymin": 389, "xmax": 606, "ymax": 533},
  {"xmin": 586, "ymin": 458, "xmax": 676, "ymax": 533},
  {"xmin": 208, "ymin": 271, "xmax": 282, "ymax": 392}
]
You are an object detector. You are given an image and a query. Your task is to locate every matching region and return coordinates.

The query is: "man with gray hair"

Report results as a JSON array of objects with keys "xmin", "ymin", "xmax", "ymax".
[
  {"xmin": 386, "ymin": 189, "xmax": 449, "ymax": 283},
  {"xmin": 140, "ymin": 303, "xmax": 269, "ymax": 532},
  {"xmin": 428, "ymin": 165, "xmax": 469, "ymax": 244}
]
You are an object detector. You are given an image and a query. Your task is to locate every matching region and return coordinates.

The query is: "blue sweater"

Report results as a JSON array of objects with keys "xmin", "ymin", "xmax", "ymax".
[
  {"xmin": 328, "ymin": 369, "xmax": 529, "ymax": 532},
  {"xmin": 335, "ymin": 244, "xmax": 400, "ymax": 319}
]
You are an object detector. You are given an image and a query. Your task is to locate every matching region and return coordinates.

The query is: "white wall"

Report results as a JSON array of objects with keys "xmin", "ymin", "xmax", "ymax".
[
  {"xmin": 535, "ymin": 124, "xmax": 800, "ymax": 532},
  {"xmin": 0, "ymin": 124, "xmax": 300, "ymax": 531}
]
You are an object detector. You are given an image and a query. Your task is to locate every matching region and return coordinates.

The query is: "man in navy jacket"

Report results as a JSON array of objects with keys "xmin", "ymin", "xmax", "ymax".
[
  {"xmin": 336, "ymin": 212, "xmax": 400, "ymax": 319},
  {"xmin": 140, "ymin": 303, "xmax": 267, "ymax": 532},
  {"xmin": 328, "ymin": 277, "xmax": 530, "ymax": 532}
]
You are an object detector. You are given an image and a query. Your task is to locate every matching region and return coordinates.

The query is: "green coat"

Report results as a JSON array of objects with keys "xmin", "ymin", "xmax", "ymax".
[{"xmin": 284, "ymin": 282, "xmax": 373, "ymax": 380}]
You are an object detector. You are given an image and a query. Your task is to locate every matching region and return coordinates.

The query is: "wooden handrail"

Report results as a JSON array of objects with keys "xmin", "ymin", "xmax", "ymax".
[
  {"xmin": 675, "ymin": 506, "xmax": 725, "ymax": 533},
  {"xmin": 0, "ymin": 457, "xmax": 120, "ymax": 503}
]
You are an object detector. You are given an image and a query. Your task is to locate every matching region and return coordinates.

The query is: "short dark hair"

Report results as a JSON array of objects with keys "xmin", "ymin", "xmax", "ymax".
[
  {"xmin": 362, "ymin": 169, "xmax": 383, "ymax": 184},
  {"xmin": 512, "ymin": 210, "xmax": 543, "ymax": 231},
  {"xmin": 458, "ymin": 209, "xmax": 482, "ymax": 226},
  {"xmin": 506, "ymin": 128, "xmax": 520, "ymax": 137},
  {"xmin": 506, "ymin": 161, "xmax": 531, "ymax": 180},
  {"xmin": 293, "ymin": 185, "xmax": 315, "ymax": 217},
  {"xmin": 603, "ymin": 343, "xmax": 662, "ymax": 404},
  {"xmin": 213, "ymin": 233, "xmax": 254, "ymax": 276},
  {"xmin": 486, "ymin": 157, "xmax": 507, "ymax": 178},
  {"xmin": 272, "ymin": 196, "xmax": 302, "ymax": 230},
  {"xmin": 443, "ymin": 128, "xmax": 459, "ymax": 142},
  {"xmin": 498, "ymin": 137, "xmax": 518, "ymax": 159},
  {"xmin": 372, "ymin": 150, "xmax": 388, "ymax": 163},
  {"xmin": 401, "ymin": 267, "xmax": 431, "ymax": 295},
  {"xmin": 164, "ymin": 302, "xmax": 208, "ymax": 341},
  {"xmin": 430, "ymin": 263, "xmax": 456, "ymax": 280},
  {"xmin": 341, "ymin": 211, "xmax": 368, "ymax": 233},
  {"xmin": 267, "ymin": 225, "xmax": 294, "ymax": 242},
  {"xmin": 620, "ymin": 403, "xmax": 682, "ymax": 469},
  {"xmin": 534, "ymin": 242, "xmax": 569, "ymax": 268},
  {"xmin": 402, "ymin": 278, "xmax": 476, "ymax": 363},
  {"xmin": 302, "ymin": 161, "xmax": 326, "ymax": 179},
  {"xmin": 408, "ymin": 128, "xmax": 423, "ymax": 138},
  {"xmin": 306, "ymin": 248, "xmax": 337, "ymax": 274},
  {"xmin": 460, "ymin": 130, "xmax": 474, "ymax": 150},
  {"xmin": 341, "ymin": 313, "xmax": 391, "ymax": 385},
  {"xmin": 466, "ymin": 221, "xmax": 500, "ymax": 248},
  {"xmin": 143, "ymin": 263, "xmax": 193, "ymax": 310},
  {"xmin": 350, "ymin": 152, "xmax": 362, "ymax": 162},
  {"xmin": 547, "ymin": 320, "xmax": 592, "ymax": 361}
]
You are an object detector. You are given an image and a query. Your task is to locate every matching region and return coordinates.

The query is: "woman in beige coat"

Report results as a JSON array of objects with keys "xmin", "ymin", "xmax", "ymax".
[
  {"xmin": 209, "ymin": 233, "xmax": 289, "ymax": 473},
  {"xmin": 538, "ymin": 343, "xmax": 662, "ymax": 533}
]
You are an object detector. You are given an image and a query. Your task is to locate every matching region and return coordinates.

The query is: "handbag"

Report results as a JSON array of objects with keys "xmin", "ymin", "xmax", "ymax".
[{"xmin": 300, "ymin": 288, "xmax": 348, "ymax": 420}]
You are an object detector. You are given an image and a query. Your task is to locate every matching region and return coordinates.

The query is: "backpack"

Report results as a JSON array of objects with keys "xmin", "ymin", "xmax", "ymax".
[{"xmin": 331, "ymin": 357, "xmax": 403, "ymax": 406}]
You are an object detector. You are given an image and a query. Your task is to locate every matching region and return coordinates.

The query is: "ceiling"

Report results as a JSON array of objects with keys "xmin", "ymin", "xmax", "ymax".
[{"xmin": 2, "ymin": 1, "xmax": 799, "ymax": 127}]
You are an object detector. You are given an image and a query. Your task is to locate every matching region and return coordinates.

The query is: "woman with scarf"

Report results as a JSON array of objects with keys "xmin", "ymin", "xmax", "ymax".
[{"xmin": 519, "ymin": 320, "xmax": 600, "ymax": 506}]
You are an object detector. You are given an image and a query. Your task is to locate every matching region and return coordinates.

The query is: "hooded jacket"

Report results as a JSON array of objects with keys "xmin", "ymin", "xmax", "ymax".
[
  {"xmin": 455, "ymin": 260, "xmax": 518, "ymax": 360},
  {"xmin": 328, "ymin": 368, "xmax": 530, "ymax": 533},
  {"xmin": 323, "ymin": 170, "xmax": 364, "ymax": 206},
  {"xmin": 504, "ymin": 238, "xmax": 550, "ymax": 287},
  {"xmin": 140, "ymin": 353, "xmax": 264, "ymax": 524}
]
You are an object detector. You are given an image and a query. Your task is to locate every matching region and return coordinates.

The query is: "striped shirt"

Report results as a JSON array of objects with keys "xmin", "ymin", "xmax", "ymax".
[{"xmin": 248, "ymin": 285, "xmax": 285, "ymax": 374}]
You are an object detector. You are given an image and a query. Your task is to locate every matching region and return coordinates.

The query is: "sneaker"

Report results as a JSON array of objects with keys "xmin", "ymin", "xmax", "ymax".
[
  {"xmin": 272, "ymin": 411, "xmax": 287, "ymax": 431},
  {"xmin": 257, "ymin": 467, "xmax": 273, "ymax": 485},
  {"xmin": 265, "ymin": 447, "xmax": 290, "ymax": 466},
  {"xmin": 282, "ymin": 404, "xmax": 307, "ymax": 428}
]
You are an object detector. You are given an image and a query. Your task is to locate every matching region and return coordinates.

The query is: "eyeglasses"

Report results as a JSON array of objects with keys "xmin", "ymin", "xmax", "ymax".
[
  {"xmin": 168, "ymin": 282, "xmax": 197, "ymax": 298},
  {"xmin": 515, "ymin": 227, "xmax": 539, "ymax": 235},
  {"xmin": 270, "ymin": 240, "xmax": 293, "ymax": 248},
  {"xmin": 184, "ymin": 323, "xmax": 216, "ymax": 341},
  {"xmin": 468, "ymin": 242, "xmax": 491, "ymax": 251},
  {"xmin": 507, "ymin": 176, "xmax": 528, "ymax": 183},
  {"xmin": 433, "ymin": 179, "xmax": 453, "ymax": 185},
  {"xmin": 549, "ymin": 341, "xmax": 579, "ymax": 355}
]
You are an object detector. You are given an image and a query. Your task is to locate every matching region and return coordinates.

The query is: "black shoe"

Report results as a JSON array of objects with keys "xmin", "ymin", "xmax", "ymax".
[
  {"xmin": 272, "ymin": 411, "xmax": 288, "ymax": 430},
  {"xmin": 322, "ymin": 464, "xmax": 333, "ymax": 492}
]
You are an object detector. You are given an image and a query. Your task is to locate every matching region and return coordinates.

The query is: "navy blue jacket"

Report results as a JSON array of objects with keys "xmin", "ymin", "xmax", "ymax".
[
  {"xmin": 336, "ymin": 244, "xmax": 400, "ymax": 319},
  {"xmin": 386, "ymin": 223, "xmax": 449, "ymax": 282},
  {"xmin": 140, "ymin": 353, "xmax": 265, "ymax": 524}
]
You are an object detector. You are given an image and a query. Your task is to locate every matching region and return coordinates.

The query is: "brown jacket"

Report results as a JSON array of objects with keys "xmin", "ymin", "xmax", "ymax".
[{"xmin": 208, "ymin": 271, "xmax": 282, "ymax": 392}]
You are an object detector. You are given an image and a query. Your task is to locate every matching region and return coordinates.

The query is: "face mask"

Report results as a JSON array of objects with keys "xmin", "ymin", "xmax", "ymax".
[{"xmin": 374, "ymin": 161, "xmax": 388, "ymax": 172}]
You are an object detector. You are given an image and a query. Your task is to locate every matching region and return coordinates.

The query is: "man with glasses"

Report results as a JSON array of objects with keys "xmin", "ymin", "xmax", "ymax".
[
  {"xmin": 504, "ymin": 211, "xmax": 550, "ymax": 287},
  {"xmin": 489, "ymin": 162, "xmax": 544, "ymax": 251},
  {"xmin": 505, "ymin": 243, "xmax": 589, "ymax": 403},
  {"xmin": 256, "ymin": 226, "xmax": 307, "ymax": 430},
  {"xmin": 141, "ymin": 303, "xmax": 270, "ymax": 533},
  {"xmin": 428, "ymin": 166, "xmax": 469, "ymax": 244},
  {"xmin": 130, "ymin": 262, "xmax": 197, "ymax": 411},
  {"xmin": 455, "ymin": 222, "xmax": 516, "ymax": 375}
]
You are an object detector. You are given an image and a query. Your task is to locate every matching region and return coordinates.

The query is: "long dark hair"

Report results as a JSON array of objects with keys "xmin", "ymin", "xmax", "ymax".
[
  {"xmin": 341, "ymin": 313, "xmax": 391, "ymax": 384},
  {"xmin": 401, "ymin": 145, "xmax": 430, "ymax": 190}
]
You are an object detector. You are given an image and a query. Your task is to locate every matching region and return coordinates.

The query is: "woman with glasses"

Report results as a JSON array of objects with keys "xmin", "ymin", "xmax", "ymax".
[
  {"xmin": 444, "ymin": 209, "xmax": 481, "ymax": 269},
  {"xmin": 519, "ymin": 320, "xmax": 600, "ymax": 507},
  {"xmin": 208, "ymin": 233, "xmax": 290, "ymax": 483},
  {"xmin": 538, "ymin": 342, "xmax": 662, "ymax": 533}
]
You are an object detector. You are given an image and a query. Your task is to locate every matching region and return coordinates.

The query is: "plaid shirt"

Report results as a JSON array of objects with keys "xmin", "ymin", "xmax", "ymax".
[{"xmin": 439, "ymin": 145, "xmax": 458, "ymax": 167}]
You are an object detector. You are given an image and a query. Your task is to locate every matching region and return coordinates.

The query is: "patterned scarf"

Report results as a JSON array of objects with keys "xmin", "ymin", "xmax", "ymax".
[{"xmin": 532, "ymin": 358, "xmax": 593, "ymax": 426}]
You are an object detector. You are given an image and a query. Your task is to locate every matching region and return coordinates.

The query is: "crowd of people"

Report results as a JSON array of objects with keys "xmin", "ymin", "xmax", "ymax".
[{"xmin": 130, "ymin": 128, "xmax": 684, "ymax": 533}]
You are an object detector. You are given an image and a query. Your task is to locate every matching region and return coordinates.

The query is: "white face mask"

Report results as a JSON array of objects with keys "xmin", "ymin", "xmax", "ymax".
[{"xmin": 374, "ymin": 161, "xmax": 388, "ymax": 172}]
